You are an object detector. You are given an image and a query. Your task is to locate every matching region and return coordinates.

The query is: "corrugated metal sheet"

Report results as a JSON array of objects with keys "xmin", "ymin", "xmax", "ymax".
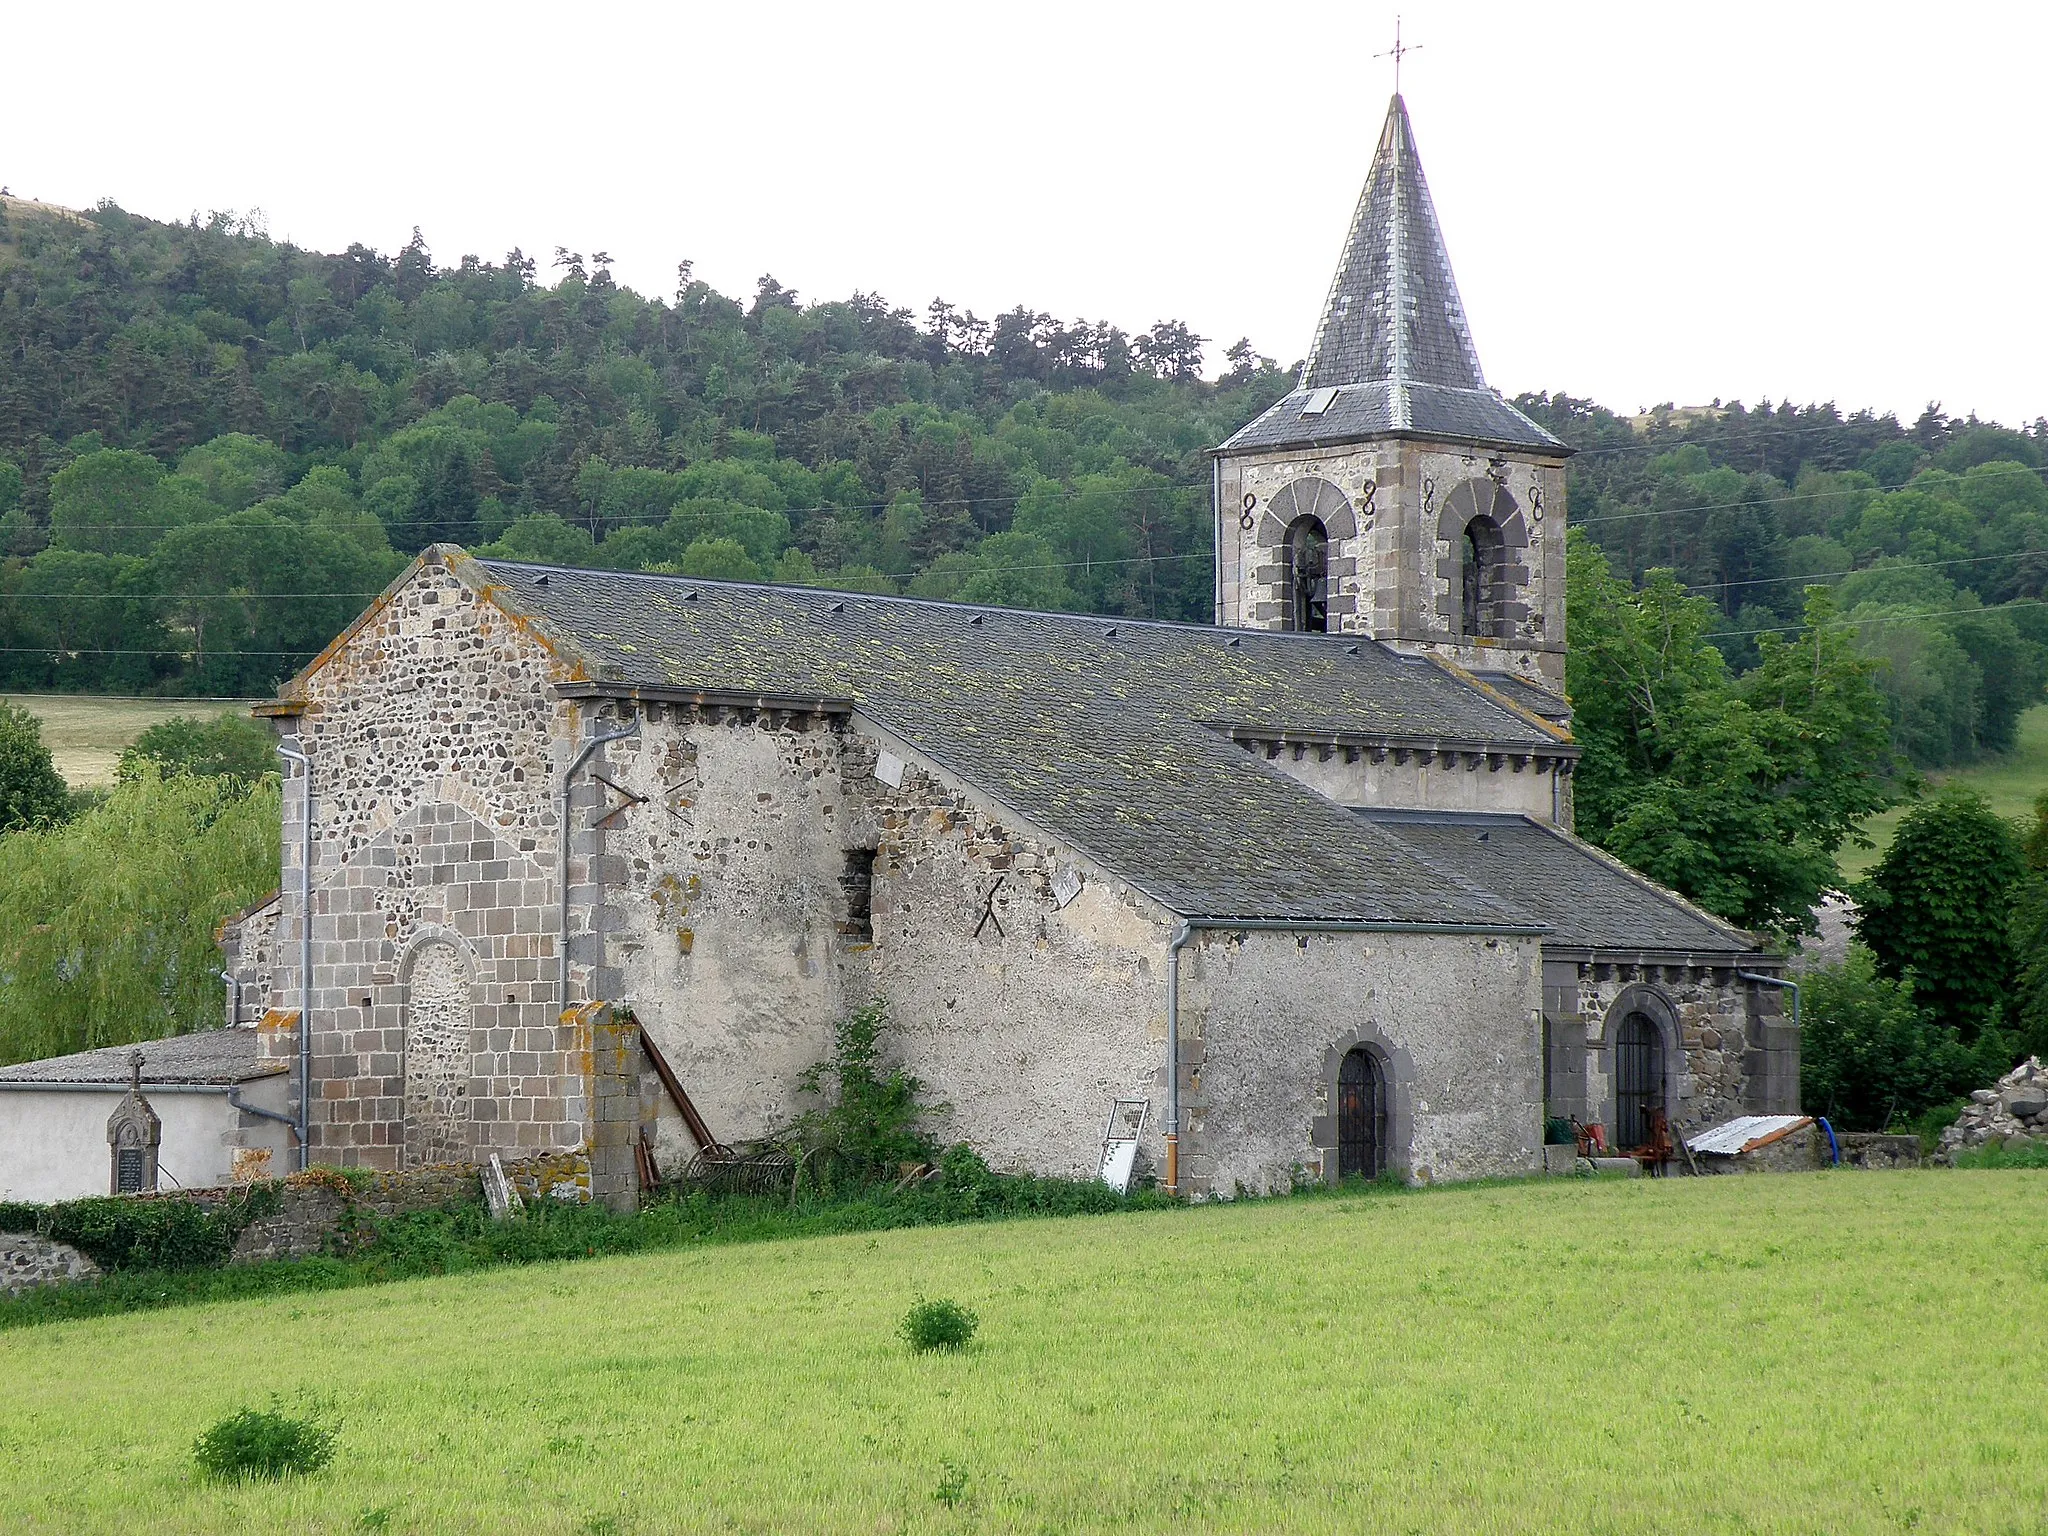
[{"xmin": 1686, "ymin": 1114, "xmax": 1812, "ymax": 1157}]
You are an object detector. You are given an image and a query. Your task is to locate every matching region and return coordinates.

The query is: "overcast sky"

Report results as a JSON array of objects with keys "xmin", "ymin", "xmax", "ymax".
[{"xmin": 6, "ymin": 1, "xmax": 2043, "ymax": 426}]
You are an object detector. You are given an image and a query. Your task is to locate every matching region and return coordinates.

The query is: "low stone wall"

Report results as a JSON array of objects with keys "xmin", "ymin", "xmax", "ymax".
[
  {"xmin": 1, "ymin": 1235, "xmax": 100, "ymax": 1297},
  {"xmin": 0, "ymin": 1150, "xmax": 596, "ymax": 1291},
  {"xmin": 230, "ymin": 1150, "xmax": 592, "ymax": 1262},
  {"xmin": 1693, "ymin": 1125, "xmax": 1922, "ymax": 1174}
]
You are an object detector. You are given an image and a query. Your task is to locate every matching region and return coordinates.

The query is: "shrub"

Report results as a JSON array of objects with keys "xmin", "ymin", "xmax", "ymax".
[
  {"xmin": 1800, "ymin": 948, "xmax": 2011, "ymax": 1130},
  {"xmin": 6, "ymin": 1183, "xmax": 282, "ymax": 1271},
  {"xmin": 0, "ymin": 701, "xmax": 69, "ymax": 832},
  {"xmin": 119, "ymin": 711, "xmax": 277, "ymax": 784},
  {"xmin": 793, "ymin": 1001, "xmax": 937, "ymax": 1184},
  {"xmin": 193, "ymin": 1407, "xmax": 335, "ymax": 1482},
  {"xmin": 900, "ymin": 1296, "xmax": 978, "ymax": 1353},
  {"xmin": 1853, "ymin": 787, "xmax": 2026, "ymax": 1036}
]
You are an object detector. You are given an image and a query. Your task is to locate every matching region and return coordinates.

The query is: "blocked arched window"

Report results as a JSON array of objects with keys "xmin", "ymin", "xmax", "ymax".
[
  {"xmin": 1284, "ymin": 516, "xmax": 1330, "ymax": 633},
  {"xmin": 403, "ymin": 939, "xmax": 474, "ymax": 1169}
]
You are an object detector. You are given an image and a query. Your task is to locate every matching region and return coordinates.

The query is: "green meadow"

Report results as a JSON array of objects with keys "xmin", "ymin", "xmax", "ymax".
[
  {"xmin": 1, "ymin": 1171, "xmax": 2042, "ymax": 1534},
  {"xmin": 1841, "ymin": 703, "xmax": 2048, "ymax": 881},
  {"xmin": 1, "ymin": 694, "xmax": 263, "ymax": 788}
]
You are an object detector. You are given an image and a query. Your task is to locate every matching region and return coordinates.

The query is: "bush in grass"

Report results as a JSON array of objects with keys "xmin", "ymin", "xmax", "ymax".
[
  {"xmin": 900, "ymin": 1296, "xmax": 977, "ymax": 1353},
  {"xmin": 193, "ymin": 1407, "xmax": 335, "ymax": 1482}
]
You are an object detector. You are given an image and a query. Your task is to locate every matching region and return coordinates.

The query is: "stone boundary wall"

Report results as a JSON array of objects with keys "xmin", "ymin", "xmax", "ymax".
[{"xmin": 1, "ymin": 1235, "xmax": 100, "ymax": 1297}]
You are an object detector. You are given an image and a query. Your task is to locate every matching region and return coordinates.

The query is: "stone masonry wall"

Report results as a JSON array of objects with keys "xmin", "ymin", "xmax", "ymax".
[
  {"xmin": 590, "ymin": 705, "xmax": 1546, "ymax": 1193},
  {"xmin": 1544, "ymin": 961, "xmax": 1793, "ymax": 1142},
  {"xmin": 271, "ymin": 555, "xmax": 585, "ymax": 1172},
  {"xmin": 1217, "ymin": 438, "xmax": 1568, "ymax": 688},
  {"xmin": 1183, "ymin": 928, "xmax": 1545, "ymax": 1193}
]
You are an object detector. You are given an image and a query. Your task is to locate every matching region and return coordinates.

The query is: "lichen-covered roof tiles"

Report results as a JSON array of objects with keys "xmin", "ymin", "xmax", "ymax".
[
  {"xmin": 474, "ymin": 557, "xmax": 1566, "ymax": 927},
  {"xmin": 0, "ymin": 1028, "xmax": 283, "ymax": 1087},
  {"xmin": 1356, "ymin": 809, "xmax": 1761, "ymax": 956}
]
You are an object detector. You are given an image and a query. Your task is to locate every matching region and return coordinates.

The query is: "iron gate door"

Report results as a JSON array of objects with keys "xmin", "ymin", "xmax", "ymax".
[
  {"xmin": 1615, "ymin": 1012, "xmax": 1664, "ymax": 1150},
  {"xmin": 1338, "ymin": 1048, "xmax": 1387, "ymax": 1179}
]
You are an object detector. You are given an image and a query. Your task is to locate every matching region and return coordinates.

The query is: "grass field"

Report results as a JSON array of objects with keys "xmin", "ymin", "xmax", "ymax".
[
  {"xmin": 1839, "ymin": 703, "xmax": 2048, "ymax": 881},
  {"xmin": 2, "ymin": 694, "xmax": 263, "ymax": 787},
  {"xmin": 1, "ymin": 1172, "xmax": 2042, "ymax": 1534}
]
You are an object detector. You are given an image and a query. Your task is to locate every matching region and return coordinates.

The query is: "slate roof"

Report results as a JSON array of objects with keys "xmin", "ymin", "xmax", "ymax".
[
  {"xmin": 1217, "ymin": 95, "xmax": 1566, "ymax": 459},
  {"xmin": 1355, "ymin": 809, "xmax": 1761, "ymax": 956},
  {"xmin": 0, "ymin": 1028, "xmax": 282, "ymax": 1087},
  {"xmin": 1469, "ymin": 671, "xmax": 1573, "ymax": 726},
  {"xmin": 473, "ymin": 557, "xmax": 1568, "ymax": 927}
]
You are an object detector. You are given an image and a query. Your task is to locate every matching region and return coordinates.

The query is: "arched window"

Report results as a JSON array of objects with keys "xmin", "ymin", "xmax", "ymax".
[
  {"xmin": 1613, "ymin": 1011, "xmax": 1665, "ymax": 1151},
  {"xmin": 1337, "ymin": 1047, "xmax": 1388, "ymax": 1178},
  {"xmin": 1461, "ymin": 516, "xmax": 1504, "ymax": 638},
  {"xmin": 1283, "ymin": 516, "xmax": 1329, "ymax": 633}
]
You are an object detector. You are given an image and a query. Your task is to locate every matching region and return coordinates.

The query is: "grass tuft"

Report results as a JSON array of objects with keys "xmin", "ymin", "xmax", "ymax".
[
  {"xmin": 192, "ymin": 1407, "xmax": 335, "ymax": 1482},
  {"xmin": 900, "ymin": 1295, "xmax": 978, "ymax": 1353}
]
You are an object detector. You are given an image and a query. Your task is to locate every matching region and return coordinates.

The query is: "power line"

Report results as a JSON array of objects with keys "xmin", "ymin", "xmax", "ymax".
[{"xmin": 1703, "ymin": 595, "xmax": 2048, "ymax": 642}]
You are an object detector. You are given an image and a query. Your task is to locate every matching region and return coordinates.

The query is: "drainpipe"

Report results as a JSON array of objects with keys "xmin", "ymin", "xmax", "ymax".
[
  {"xmin": 1738, "ymin": 972, "xmax": 1799, "ymax": 1032},
  {"xmin": 218, "ymin": 967, "xmax": 240, "ymax": 1031},
  {"xmin": 1165, "ymin": 920, "xmax": 1192, "ymax": 1194},
  {"xmin": 276, "ymin": 736, "xmax": 314, "ymax": 1171},
  {"xmin": 558, "ymin": 707, "xmax": 641, "ymax": 1008},
  {"xmin": 1159, "ymin": 914, "xmax": 1548, "ymax": 1196}
]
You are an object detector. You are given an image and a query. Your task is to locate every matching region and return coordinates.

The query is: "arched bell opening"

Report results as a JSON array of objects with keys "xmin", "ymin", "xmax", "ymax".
[
  {"xmin": 1461, "ymin": 515, "xmax": 1505, "ymax": 639},
  {"xmin": 1283, "ymin": 515, "xmax": 1330, "ymax": 634}
]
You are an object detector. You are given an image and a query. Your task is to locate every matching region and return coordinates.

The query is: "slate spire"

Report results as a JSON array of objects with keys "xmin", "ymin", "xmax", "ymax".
[{"xmin": 1301, "ymin": 94, "xmax": 1486, "ymax": 393}]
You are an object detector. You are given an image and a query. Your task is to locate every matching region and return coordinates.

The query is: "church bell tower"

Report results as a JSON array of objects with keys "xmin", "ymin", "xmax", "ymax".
[{"xmin": 1212, "ymin": 93, "xmax": 1572, "ymax": 694}]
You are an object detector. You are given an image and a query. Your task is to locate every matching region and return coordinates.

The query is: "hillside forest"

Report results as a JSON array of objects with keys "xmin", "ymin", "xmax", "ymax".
[
  {"xmin": 0, "ymin": 197, "xmax": 2043, "ymax": 770},
  {"xmin": 5, "ymin": 195, "xmax": 2048, "ymax": 1122}
]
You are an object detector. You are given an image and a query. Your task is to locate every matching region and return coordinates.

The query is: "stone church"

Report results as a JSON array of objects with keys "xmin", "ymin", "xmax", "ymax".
[{"xmin": 206, "ymin": 93, "xmax": 1791, "ymax": 1204}]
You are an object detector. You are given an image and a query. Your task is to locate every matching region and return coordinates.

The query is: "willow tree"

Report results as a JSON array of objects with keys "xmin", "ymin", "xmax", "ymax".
[{"xmin": 0, "ymin": 767, "xmax": 280, "ymax": 1065}]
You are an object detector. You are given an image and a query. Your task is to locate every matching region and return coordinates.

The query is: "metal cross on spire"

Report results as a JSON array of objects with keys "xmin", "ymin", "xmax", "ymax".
[{"xmin": 1375, "ymin": 16, "xmax": 1421, "ymax": 95}]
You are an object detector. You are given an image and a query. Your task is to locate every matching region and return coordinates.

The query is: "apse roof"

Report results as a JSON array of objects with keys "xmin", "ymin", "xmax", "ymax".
[{"xmin": 1217, "ymin": 96, "xmax": 1567, "ymax": 459}]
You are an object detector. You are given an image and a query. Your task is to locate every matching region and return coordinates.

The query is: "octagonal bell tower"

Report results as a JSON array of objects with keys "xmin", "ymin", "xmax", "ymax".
[{"xmin": 1212, "ymin": 93, "xmax": 1573, "ymax": 695}]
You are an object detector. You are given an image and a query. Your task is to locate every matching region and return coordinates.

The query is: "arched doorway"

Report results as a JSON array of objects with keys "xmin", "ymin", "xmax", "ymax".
[
  {"xmin": 1613, "ymin": 1011, "xmax": 1665, "ymax": 1151},
  {"xmin": 1337, "ymin": 1047, "xmax": 1388, "ymax": 1178}
]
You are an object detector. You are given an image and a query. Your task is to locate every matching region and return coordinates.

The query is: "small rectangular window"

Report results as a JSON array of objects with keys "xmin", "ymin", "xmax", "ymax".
[
  {"xmin": 839, "ymin": 849, "xmax": 877, "ymax": 941},
  {"xmin": 1300, "ymin": 386, "xmax": 1340, "ymax": 417}
]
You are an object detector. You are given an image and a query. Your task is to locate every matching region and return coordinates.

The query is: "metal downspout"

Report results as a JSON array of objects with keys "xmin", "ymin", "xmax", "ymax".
[
  {"xmin": 1165, "ymin": 920, "xmax": 1192, "ymax": 1194},
  {"xmin": 276, "ymin": 736, "xmax": 313, "ymax": 1170},
  {"xmin": 558, "ymin": 708, "xmax": 641, "ymax": 1008}
]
